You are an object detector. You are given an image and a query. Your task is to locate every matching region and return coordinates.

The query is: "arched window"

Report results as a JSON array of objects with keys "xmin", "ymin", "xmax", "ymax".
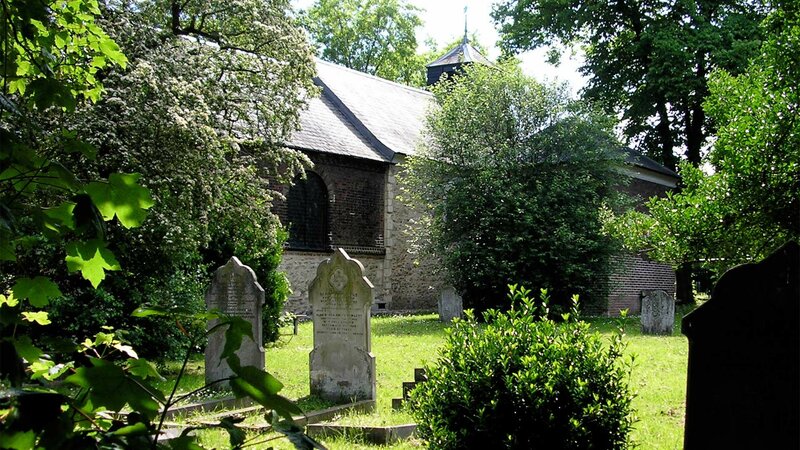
[{"xmin": 286, "ymin": 172, "xmax": 329, "ymax": 250}]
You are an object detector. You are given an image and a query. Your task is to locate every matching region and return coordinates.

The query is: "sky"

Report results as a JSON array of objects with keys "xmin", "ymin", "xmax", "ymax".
[{"xmin": 292, "ymin": 0, "xmax": 587, "ymax": 94}]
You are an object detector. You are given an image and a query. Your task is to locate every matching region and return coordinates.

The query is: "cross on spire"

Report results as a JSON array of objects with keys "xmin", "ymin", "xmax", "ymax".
[{"xmin": 463, "ymin": 6, "xmax": 468, "ymax": 44}]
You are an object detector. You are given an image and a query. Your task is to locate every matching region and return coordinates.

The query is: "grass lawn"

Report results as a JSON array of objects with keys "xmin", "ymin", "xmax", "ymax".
[{"xmin": 169, "ymin": 308, "xmax": 692, "ymax": 449}]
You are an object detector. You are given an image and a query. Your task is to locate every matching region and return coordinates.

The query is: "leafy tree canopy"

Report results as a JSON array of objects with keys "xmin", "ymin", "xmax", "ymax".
[
  {"xmin": 492, "ymin": 0, "xmax": 769, "ymax": 170},
  {"xmin": 401, "ymin": 61, "xmax": 624, "ymax": 314},
  {"xmin": 300, "ymin": 0, "xmax": 424, "ymax": 85},
  {"xmin": 605, "ymin": 2, "xmax": 799, "ymax": 276},
  {"xmin": 4, "ymin": 0, "xmax": 317, "ymax": 356}
]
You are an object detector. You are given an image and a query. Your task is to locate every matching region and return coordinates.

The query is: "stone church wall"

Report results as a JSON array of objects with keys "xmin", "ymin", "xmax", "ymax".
[
  {"xmin": 385, "ymin": 158, "xmax": 447, "ymax": 311},
  {"xmin": 280, "ymin": 251, "xmax": 385, "ymax": 315}
]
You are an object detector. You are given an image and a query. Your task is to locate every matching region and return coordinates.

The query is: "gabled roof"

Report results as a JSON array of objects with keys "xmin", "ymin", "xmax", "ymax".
[
  {"xmin": 426, "ymin": 39, "xmax": 493, "ymax": 68},
  {"xmin": 287, "ymin": 59, "xmax": 679, "ymax": 182},
  {"xmin": 621, "ymin": 148, "xmax": 679, "ymax": 178},
  {"xmin": 287, "ymin": 86, "xmax": 385, "ymax": 162},
  {"xmin": 287, "ymin": 59, "xmax": 431, "ymax": 161}
]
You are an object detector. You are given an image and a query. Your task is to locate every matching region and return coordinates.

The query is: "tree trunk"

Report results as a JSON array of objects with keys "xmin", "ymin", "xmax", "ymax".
[
  {"xmin": 675, "ymin": 263, "xmax": 694, "ymax": 305},
  {"xmin": 656, "ymin": 99, "xmax": 677, "ymax": 171}
]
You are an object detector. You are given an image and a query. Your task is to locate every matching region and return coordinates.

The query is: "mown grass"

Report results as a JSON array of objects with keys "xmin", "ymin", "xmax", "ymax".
[{"xmin": 170, "ymin": 308, "xmax": 693, "ymax": 449}]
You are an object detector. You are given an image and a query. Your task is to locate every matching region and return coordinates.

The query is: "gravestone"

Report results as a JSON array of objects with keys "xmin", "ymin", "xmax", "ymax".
[
  {"xmin": 682, "ymin": 241, "xmax": 799, "ymax": 449},
  {"xmin": 205, "ymin": 257, "xmax": 265, "ymax": 387},
  {"xmin": 640, "ymin": 289, "xmax": 674, "ymax": 335},
  {"xmin": 309, "ymin": 248, "xmax": 377, "ymax": 402},
  {"xmin": 438, "ymin": 287, "xmax": 463, "ymax": 322}
]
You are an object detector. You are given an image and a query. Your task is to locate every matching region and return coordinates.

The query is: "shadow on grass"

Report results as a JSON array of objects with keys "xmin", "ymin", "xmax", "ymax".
[
  {"xmin": 295, "ymin": 395, "xmax": 336, "ymax": 413},
  {"xmin": 371, "ymin": 314, "xmax": 449, "ymax": 337},
  {"xmin": 583, "ymin": 301, "xmax": 700, "ymax": 337}
]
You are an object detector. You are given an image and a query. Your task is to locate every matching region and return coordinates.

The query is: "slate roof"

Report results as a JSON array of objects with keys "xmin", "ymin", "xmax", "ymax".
[
  {"xmin": 287, "ymin": 84, "xmax": 385, "ymax": 162},
  {"xmin": 426, "ymin": 39, "xmax": 493, "ymax": 68},
  {"xmin": 287, "ymin": 59, "xmax": 431, "ymax": 161},
  {"xmin": 287, "ymin": 58, "xmax": 678, "ymax": 180},
  {"xmin": 621, "ymin": 147, "xmax": 679, "ymax": 177}
]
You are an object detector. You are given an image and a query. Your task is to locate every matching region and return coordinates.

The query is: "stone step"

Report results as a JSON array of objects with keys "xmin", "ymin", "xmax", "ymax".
[
  {"xmin": 402, "ymin": 381, "xmax": 416, "ymax": 400},
  {"xmin": 392, "ymin": 368, "xmax": 429, "ymax": 410}
]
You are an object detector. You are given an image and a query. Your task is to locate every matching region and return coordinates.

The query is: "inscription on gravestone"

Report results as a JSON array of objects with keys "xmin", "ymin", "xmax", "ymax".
[
  {"xmin": 205, "ymin": 257, "xmax": 265, "ymax": 387},
  {"xmin": 309, "ymin": 249, "xmax": 376, "ymax": 402},
  {"xmin": 682, "ymin": 241, "xmax": 799, "ymax": 449},
  {"xmin": 438, "ymin": 286, "xmax": 463, "ymax": 323},
  {"xmin": 640, "ymin": 289, "xmax": 674, "ymax": 335}
]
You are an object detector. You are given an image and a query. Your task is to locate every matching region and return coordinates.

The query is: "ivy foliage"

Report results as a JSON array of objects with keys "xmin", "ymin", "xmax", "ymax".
[
  {"xmin": 400, "ymin": 61, "xmax": 624, "ymax": 314},
  {"xmin": 410, "ymin": 286, "xmax": 635, "ymax": 449},
  {"xmin": 604, "ymin": 2, "xmax": 799, "ymax": 276}
]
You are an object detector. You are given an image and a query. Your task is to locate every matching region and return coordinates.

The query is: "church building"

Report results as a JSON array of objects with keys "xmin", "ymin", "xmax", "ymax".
[{"xmin": 273, "ymin": 40, "xmax": 678, "ymax": 316}]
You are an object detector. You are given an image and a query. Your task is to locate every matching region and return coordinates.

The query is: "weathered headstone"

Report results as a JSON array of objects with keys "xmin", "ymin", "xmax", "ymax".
[
  {"xmin": 309, "ymin": 248, "xmax": 376, "ymax": 402},
  {"xmin": 640, "ymin": 289, "xmax": 674, "ymax": 335},
  {"xmin": 205, "ymin": 257, "xmax": 265, "ymax": 387},
  {"xmin": 438, "ymin": 287, "xmax": 463, "ymax": 322},
  {"xmin": 682, "ymin": 241, "xmax": 799, "ymax": 449}
]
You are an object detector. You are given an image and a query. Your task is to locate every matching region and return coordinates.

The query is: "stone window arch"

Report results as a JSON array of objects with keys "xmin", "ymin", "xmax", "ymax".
[{"xmin": 286, "ymin": 171, "xmax": 329, "ymax": 250}]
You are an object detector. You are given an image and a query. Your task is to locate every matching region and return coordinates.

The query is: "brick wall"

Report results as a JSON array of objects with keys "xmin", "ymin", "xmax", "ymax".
[
  {"xmin": 606, "ymin": 254, "xmax": 676, "ymax": 316},
  {"xmin": 605, "ymin": 175, "xmax": 677, "ymax": 315},
  {"xmin": 272, "ymin": 152, "xmax": 387, "ymax": 250},
  {"xmin": 617, "ymin": 177, "xmax": 672, "ymax": 212}
]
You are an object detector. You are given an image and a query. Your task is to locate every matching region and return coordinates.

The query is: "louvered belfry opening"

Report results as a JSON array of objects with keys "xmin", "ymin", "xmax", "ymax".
[{"xmin": 287, "ymin": 171, "xmax": 329, "ymax": 250}]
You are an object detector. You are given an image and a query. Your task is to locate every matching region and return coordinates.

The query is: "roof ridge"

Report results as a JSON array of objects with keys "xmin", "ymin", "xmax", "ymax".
[{"xmin": 315, "ymin": 58, "xmax": 432, "ymax": 97}]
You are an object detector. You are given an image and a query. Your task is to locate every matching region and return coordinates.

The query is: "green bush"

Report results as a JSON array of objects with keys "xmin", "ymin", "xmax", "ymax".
[
  {"xmin": 410, "ymin": 285, "xmax": 635, "ymax": 449},
  {"xmin": 400, "ymin": 62, "xmax": 624, "ymax": 315}
]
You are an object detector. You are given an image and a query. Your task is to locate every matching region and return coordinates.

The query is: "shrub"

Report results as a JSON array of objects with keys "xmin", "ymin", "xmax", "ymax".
[
  {"xmin": 410, "ymin": 285, "xmax": 635, "ymax": 449},
  {"xmin": 399, "ymin": 62, "xmax": 624, "ymax": 315}
]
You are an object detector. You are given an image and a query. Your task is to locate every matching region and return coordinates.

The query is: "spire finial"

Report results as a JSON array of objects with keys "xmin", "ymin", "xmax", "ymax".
[{"xmin": 463, "ymin": 5, "xmax": 468, "ymax": 44}]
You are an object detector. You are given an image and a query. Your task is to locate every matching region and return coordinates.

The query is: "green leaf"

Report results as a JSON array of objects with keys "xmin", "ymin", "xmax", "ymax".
[
  {"xmin": 0, "ymin": 292, "xmax": 19, "ymax": 307},
  {"xmin": 11, "ymin": 277, "xmax": 62, "ymax": 307},
  {"xmin": 63, "ymin": 135, "xmax": 98, "ymax": 160},
  {"xmin": 65, "ymin": 240, "xmax": 121, "ymax": 287},
  {"xmin": 0, "ymin": 431, "xmax": 35, "ymax": 450},
  {"xmin": 229, "ymin": 366, "xmax": 301, "ymax": 421},
  {"xmin": 131, "ymin": 305, "xmax": 170, "ymax": 317},
  {"xmin": 218, "ymin": 416, "xmax": 246, "ymax": 448},
  {"xmin": 220, "ymin": 316, "xmax": 254, "ymax": 362},
  {"xmin": 126, "ymin": 359, "xmax": 164, "ymax": 381},
  {"xmin": 13, "ymin": 336, "xmax": 43, "ymax": 362},
  {"xmin": 111, "ymin": 422, "xmax": 149, "ymax": 436},
  {"xmin": 66, "ymin": 358, "xmax": 162, "ymax": 419},
  {"xmin": 42, "ymin": 201, "xmax": 76, "ymax": 233},
  {"xmin": 29, "ymin": 77, "xmax": 77, "ymax": 110},
  {"xmin": 22, "ymin": 311, "xmax": 51, "ymax": 325},
  {"xmin": 85, "ymin": 173, "xmax": 154, "ymax": 228},
  {"xmin": 99, "ymin": 38, "xmax": 127, "ymax": 68},
  {"xmin": 167, "ymin": 435, "xmax": 204, "ymax": 450}
]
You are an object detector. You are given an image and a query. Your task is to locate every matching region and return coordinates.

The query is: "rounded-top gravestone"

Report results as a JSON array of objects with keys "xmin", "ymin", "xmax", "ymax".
[
  {"xmin": 309, "ymin": 248, "xmax": 376, "ymax": 402},
  {"xmin": 205, "ymin": 257, "xmax": 265, "ymax": 387}
]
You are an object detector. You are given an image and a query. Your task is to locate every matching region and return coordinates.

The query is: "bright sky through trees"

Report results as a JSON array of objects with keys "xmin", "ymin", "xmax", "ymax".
[{"xmin": 292, "ymin": 0, "xmax": 587, "ymax": 94}]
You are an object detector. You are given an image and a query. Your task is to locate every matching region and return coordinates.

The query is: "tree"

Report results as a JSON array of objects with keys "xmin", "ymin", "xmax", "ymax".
[
  {"xmin": 492, "ymin": 0, "xmax": 768, "ymax": 171},
  {"xmin": 400, "ymin": 61, "xmax": 624, "ymax": 314},
  {"xmin": 1, "ymin": 0, "xmax": 316, "ymax": 447},
  {"xmin": 301, "ymin": 0, "xmax": 424, "ymax": 85},
  {"xmin": 3, "ymin": 0, "xmax": 317, "ymax": 357},
  {"xmin": 604, "ymin": 2, "xmax": 799, "ymax": 280}
]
